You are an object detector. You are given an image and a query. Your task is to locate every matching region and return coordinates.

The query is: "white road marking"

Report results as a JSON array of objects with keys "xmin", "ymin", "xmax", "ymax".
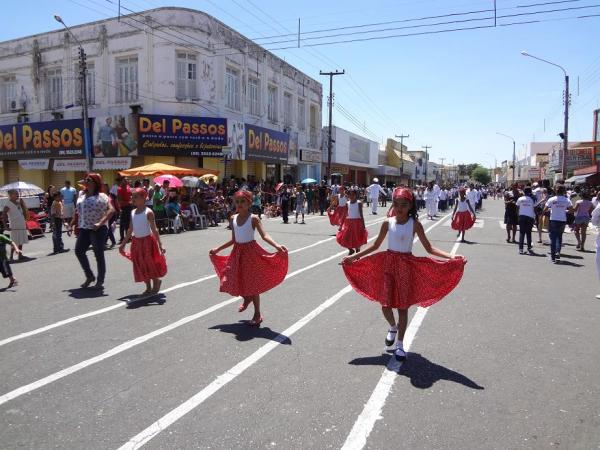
[
  {"xmin": 341, "ymin": 234, "xmax": 462, "ymax": 450},
  {"xmin": 117, "ymin": 285, "xmax": 355, "ymax": 450},
  {"xmin": 0, "ymin": 219, "xmax": 396, "ymax": 406},
  {"xmin": 0, "ymin": 218, "xmax": 385, "ymax": 348},
  {"xmin": 115, "ymin": 213, "xmax": 451, "ymax": 449}
]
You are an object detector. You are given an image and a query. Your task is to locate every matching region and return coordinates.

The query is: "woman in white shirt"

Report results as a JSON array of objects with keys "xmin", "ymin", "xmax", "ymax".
[{"xmin": 543, "ymin": 185, "xmax": 572, "ymax": 263}]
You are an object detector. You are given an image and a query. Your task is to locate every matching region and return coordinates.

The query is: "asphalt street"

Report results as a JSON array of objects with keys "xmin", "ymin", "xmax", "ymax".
[{"xmin": 1, "ymin": 198, "xmax": 599, "ymax": 450}]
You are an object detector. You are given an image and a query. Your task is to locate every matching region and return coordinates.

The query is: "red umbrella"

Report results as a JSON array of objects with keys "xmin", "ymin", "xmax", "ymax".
[{"xmin": 275, "ymin": 182, "xmax": 284, "ymax": 192}]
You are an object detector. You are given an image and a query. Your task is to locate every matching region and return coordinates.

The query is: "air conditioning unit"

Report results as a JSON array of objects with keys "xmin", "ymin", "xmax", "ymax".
[{"xmin": 10, "ymin": 100, "xmax": 18, "ymax": 112}]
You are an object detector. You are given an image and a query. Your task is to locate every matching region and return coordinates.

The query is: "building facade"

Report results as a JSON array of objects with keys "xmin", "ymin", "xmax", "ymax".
[
  {"xmin": 0, "ymin": 7, "xmax": 322, "ymax": 187},
  {"xmin": 321, "ymin": 126, "xmax": 379, "ymax": 185},
  {"xmin": 376, "ymin": 138, "xmax": 415, "ymax": 186}
]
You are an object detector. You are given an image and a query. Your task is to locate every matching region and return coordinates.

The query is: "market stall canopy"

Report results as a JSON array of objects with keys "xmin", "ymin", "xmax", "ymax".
[
  {"xmin": 0, "ymin": 181, "xmax": 44, "ymax": 198},
  {"xmin": 119, "ymin": 163, "xmax": 218, "ymax": 178}
]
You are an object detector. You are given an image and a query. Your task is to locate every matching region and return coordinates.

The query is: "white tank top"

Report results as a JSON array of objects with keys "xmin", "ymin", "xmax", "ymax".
[
  {"xmin": 131, "ymin": 208, "xmax": 152, "ymax": 238},
  {"xmin": 347, "ymin": 201, "xmax": 361, "ymax": 219},
  {"xmin": 233, "ymin": 214, "xmax": 255, "ymax": 243},
  {"xmin": 388, "ymin": 217, "xmax": 414, "ymax": 253},
  {"xmin": 457, "ymin": 199, "xmax": 469, "ymax": 212},
  {"xmin": 338, "ymin": 194, "xmax": 348, "ymax": 207}
]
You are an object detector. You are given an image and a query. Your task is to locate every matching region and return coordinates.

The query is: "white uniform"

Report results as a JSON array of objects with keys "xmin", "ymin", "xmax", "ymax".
[
  {"xmin": 433, "ymin": 184, "xmax": 441, "ymax": 215},
  {"xmin": 424, "ymin": 188, "xmax": 436, "ymax": 218},
  {"xmin": 368, "ymin": 183, "xmax": 383, "ymax": 214}
]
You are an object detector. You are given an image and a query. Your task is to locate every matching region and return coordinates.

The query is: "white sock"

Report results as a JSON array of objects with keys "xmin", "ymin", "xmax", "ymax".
[
  {"xmin": 389, "ymin": 325, "xmax": 398, "ymax": 331},
  {"xmin": 396, "ymin": 340, "xmax": 404, "ymax": 350}
]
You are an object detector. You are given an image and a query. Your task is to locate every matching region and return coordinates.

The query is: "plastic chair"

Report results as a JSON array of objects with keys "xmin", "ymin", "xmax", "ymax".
[{"xmin": 189, "ymin": 203, "xmax": 207, "ymax": 229}]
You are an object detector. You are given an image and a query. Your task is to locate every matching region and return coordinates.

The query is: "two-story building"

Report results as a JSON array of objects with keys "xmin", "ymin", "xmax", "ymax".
[{"xmin": 0, "ymin": 7, "xmax": 323, "ymax": 187}]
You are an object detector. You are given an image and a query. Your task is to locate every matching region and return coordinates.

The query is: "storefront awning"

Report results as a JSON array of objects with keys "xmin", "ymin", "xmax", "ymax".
[{"xmin": 565, "ymin": 174, "xmax": 590, "ymax": 184}]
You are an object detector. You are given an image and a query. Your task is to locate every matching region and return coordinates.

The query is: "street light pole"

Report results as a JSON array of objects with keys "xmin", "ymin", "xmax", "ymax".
[
  {"xmin": 55, "ymin": 15, "xmax": 92, "ymax": 172},
  {"xmin": 521, "ymin": 51, "xmax": 569, "ymax": 180},
  {"xmin": 496, "ymin": 132, "xmax": 516, "ymax": 186},
  {"xmin": 395, "ymin": 133, "xmax": 409, "ymax": 185},
  {"xmin": 320, "ymin": 70, "xmax": 345, "ymax": 184}
]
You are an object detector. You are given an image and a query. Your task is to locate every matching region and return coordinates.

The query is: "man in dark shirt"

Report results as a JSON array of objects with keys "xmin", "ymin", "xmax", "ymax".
[
  {"xmin": 318, "ymin": 181, "xmax": 328, "ymax": 216},
  {"xmin": 280, "ymin": 186, "xmax": 291, "ymax": 224}
]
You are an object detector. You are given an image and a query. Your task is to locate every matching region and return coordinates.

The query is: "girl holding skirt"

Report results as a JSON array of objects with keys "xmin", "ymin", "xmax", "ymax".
[
  {"xmin": 210, "ymin": 190, "xmax": 288, "ymax": 327},
  {"xmin": 451, "ymin": 188, "xmax": 476, "ymax": 242},
  {"xmin": 328, "ymin": 186, "xmax": 348, "ymax": 228},
  {"xmin": 342, "ymin": 188, "xmax": 465, "ymax": 361},
  {"xmin": 120, "ymin": 188, "xmax": 167, "ymax": 296},
  {"xmin": 336, "ymin": 188, "xmax": 368, "ymax": 255}
]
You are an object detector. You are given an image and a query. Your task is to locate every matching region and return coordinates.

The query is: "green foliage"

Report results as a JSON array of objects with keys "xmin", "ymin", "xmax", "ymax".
[{"xmin": 471, "ymin": 166, "xmax": 491, "ymax": 184}]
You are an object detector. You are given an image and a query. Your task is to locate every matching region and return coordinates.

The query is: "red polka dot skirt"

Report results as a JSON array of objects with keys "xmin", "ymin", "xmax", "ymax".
[
  {"xmin": 210, "ymin": 241, "xmax": 288, "ymax": 297},
  {"xmin": 343, "ymin": 250, "xmax": 465, "ymax": 309},
  {"xmin": 336, "ymin": 218, "xmax": 368, "ymax": 249}
]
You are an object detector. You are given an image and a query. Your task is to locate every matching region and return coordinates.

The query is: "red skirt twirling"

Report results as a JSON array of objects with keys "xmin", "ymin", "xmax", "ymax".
[
  {"xmin": 210, "ymin": 241, "xmax": 288, "ymax": 296},
  {"xmin": 336, "ymin": 218, "xmax": 368, "ymax": 249},
  {"xmin": 451, "ymin": 211, "xmax": 475, "ymax": 231},
  {"xmin": 343, "ymin": 250, "xmax": 465, "ymax": 309},
  {"xmin": 120, "ymin": 235, "xmax": 167, "ymax": 282},
  {"xmin": 328, "ymin": 205, "xmax": 347, "ymax": 226}
]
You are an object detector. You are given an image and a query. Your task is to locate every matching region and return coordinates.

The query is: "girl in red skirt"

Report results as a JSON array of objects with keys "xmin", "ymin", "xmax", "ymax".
[
  {"xmin": 119, "ymin": 188, "xmax": 167, "ymax": 295},
  {"xmin": 328, "ymin": 187, "xmax": 348, "ymax": 228},
  {"xmin": 451, "ymin": 188, "xmax": 476, "ymax": 242},
  {"xmin": 336, "ymin": 188, "xmax": 368, "ymax": 255},
  {"xmin": 342, "ymin": 188, "xmax": 465, "ymax": 361},
  {"xmin": 209, "ymin": 190, "xmax": 288, "ymax": 326}
]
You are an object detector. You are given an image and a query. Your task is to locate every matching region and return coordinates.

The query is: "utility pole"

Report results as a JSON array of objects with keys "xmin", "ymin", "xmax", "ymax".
[
  {"xmin": 79, "ymin": 47, "xmax": 91, "ymax": 172},
  {"xmin": 422, "ymin": 145, "xmax": 431, "ymax": 182},
  {"xmin": 55, "ymin": 15, "xmax": 92, "ymax": 171},
  {"xmin": 562, "ymin": 75, "xmax": 570, "ymax": 180},
  {"xmin": 320, "ymin": 70, "xmax": 345, "ymax": 184},
  {"xmin": 395, "ymin": 133, "xmax": 409, "ymax": 185},
  {"xmin": 439, "ymin": 157, "xmax": 445, "ymax": 183}
]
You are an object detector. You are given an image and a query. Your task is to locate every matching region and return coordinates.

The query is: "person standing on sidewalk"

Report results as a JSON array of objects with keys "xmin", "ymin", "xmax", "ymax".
[
  {"xmin": 117, "ymin": 177, "xmax": 133, "ymax": 243},
  {"xmin": 50, "ymin": 192, "xmax": 69, "ymax": 254},
  {"xmin": 516, "ymin": 187, "xmax": 536, "ymax": 255},
  {"xmin": 543, "ymin": 184, "xmax": 572, "ymax": 263},
  {"xmin": 60, "ymin": 181, "xmax": 77, "ymax": 235}
]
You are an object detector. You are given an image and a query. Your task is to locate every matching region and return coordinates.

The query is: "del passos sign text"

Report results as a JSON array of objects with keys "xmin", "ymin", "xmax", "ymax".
[
  {"xmin": 0, "ymin": 119, "xmax": 85, "ymax": 160},
  {"xmin": 138, "ymin": 114, "xmax": 227, "ymax": 157},
  {"xmin": 245, "ymin": 124, "xmax": 289, "ymax": 163}
]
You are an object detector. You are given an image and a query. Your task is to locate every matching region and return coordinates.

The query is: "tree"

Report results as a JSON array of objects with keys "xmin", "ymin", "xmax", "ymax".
[{"xmin": 471, "ymin": 166, "xmax": 491, "ymax": 184}]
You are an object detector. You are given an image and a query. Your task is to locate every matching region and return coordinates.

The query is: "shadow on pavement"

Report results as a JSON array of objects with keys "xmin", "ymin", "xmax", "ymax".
[
  {"xmin": 10, "ymin": 256, "xmax": 37, "ymax": 264},
  {"xmin": 209, "ymin": 321, "xmax": 292, "ymax": 344},
  {"xmin": 65, "ymin": 288, "xmax": 108, "ymax": 299},
  {"xmin": 558, "ymin": 253, "xmax": 583, "ymax": 260},
  {"xmin": 555, "ymin": 260, "xmax": 584, "ymax": 267},
  {"xmin": 119, "ymin": 293, "xmax": 167, "ymax": 308},
  {"xmin": 349, "ymin": 352, "xmax": 484, "ymax": 390}
]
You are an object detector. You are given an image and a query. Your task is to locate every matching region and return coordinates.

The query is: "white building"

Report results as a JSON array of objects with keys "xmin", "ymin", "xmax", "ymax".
[
  {"xmin": 0, "ymin": 7, "xmax": 323, "ymax": 186},
  {"xmin": 322, "ymin": 126, "xmax": 379, "ymax": 185}
]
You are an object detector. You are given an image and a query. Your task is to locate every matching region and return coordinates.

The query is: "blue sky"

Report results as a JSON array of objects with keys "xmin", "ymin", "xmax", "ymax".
[{"xmin": 1, "ymin": 0, "xmax": 599, "ymax": 167}]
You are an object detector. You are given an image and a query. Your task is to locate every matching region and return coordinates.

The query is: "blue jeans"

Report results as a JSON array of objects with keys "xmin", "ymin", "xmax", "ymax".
[
  {"xmin": 75, "ymin": 227, "xmax": 108, "ymax": 283},
  {"xmin": 549, "ymin": 220, "xmax": 566, "ymax": 259}
]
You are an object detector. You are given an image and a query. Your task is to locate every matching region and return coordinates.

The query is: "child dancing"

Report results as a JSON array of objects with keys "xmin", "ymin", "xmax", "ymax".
[
  {"xmin": 342, "ymin": 188, "xmax": 465, "ymax": 361},
  {"xmin": 210, "ymin": 190, "xmax": 288, "ymax": 326},
  {"xmin": 120, "ymin": 188, "xmax": 167, "ymax": 296}
]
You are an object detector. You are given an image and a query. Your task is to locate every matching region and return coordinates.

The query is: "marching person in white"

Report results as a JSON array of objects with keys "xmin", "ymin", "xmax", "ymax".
[
  {"xmin": 367, "ymin": 178, "xmax": 383, "ymax": 214},
  {"xmin": 432, "ymin": 182, "xmax": 441, "ymax": 216},
  {"xmin": 424, "ymin": 182, "xmax": 436, "ymax": 220}
]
